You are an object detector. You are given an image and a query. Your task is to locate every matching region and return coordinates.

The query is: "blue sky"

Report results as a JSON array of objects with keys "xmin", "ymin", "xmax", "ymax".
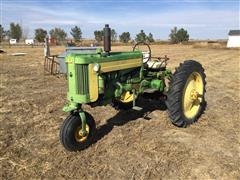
[{"xmin": 1, "ymin": 0, "xmax": 239, "ymax": 39}]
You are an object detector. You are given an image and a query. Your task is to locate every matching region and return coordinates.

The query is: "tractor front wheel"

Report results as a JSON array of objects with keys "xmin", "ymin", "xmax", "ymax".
[
  {"xmin": 166, "ymin": 60, "xmax": 206, "ymax": 127},
  {"xmin": 60, "ymin": 112, "xmax": 96, "ymax": 151}
]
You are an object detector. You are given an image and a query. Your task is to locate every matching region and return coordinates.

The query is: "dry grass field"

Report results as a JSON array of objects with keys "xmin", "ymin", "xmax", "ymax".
[{"xmin": 0, "ymin": 44, "xmax": 240, "ymax": 179}]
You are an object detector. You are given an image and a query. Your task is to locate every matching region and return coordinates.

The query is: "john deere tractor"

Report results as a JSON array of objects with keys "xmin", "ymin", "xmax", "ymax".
[{"xmin": 60, "ymin": 24, "xmax": 206, "ymax": 151}]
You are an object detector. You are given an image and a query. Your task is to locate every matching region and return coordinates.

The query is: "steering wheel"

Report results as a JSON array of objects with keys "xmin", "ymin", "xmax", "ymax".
[{"xmin": 133, "ymin": 42, "xmax": 151, "ymax": 63}]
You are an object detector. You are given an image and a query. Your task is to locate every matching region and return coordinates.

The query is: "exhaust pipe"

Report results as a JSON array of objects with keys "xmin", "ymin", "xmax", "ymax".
[{"xmin": 103, "ymin": 24, "xmax": 111, "ymax": 55}]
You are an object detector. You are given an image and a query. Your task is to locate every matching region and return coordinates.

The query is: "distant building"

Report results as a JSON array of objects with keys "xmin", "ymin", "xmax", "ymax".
[
  {"xmin": 227, "ymin": 30, "xmax": 240, "ymax": 48},
  {"xmin": 25, "ymin": 39, "xmax": 34, "ymax": 45},
  {"xmin": 9, "ymin": 39, "xmax": 17, "ymax": 44}
]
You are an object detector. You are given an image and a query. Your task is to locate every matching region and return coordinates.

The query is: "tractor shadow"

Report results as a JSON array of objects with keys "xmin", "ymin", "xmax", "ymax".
[{"xmin": 92, "ymin": 95, "xmax": 167, "ymax": 145}]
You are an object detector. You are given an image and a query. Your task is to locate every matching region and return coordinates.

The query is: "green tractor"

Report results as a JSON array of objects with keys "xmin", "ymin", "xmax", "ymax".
[{"xmin": 60, "ymin": 24, "xmax": 206, "ymax": 151}]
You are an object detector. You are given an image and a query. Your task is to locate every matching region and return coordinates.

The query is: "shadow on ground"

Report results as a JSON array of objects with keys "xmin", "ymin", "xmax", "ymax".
[{"xmin": 92, "ymin": 96, "xmax": 167, "ymax": 145}]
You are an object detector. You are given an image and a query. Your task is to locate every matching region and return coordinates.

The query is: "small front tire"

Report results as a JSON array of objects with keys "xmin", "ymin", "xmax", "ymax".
[{"xmin": 60, "ymin": 112, "xmax": 96, "ymax": 151}]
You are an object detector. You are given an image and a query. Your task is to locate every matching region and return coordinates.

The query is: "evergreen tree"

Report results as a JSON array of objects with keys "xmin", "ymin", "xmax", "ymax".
[
  {"xmin": 35, "ymin": 28, "xmax": 47, "ymax": 42},
  {"xmin": 111, "ymin": 29, "xmax": 117, "ymax": 42},
  {"xmin": 119, "ymin": 32, "xmax": 131, "ymax": 43},
  {"xmin": 135, "ymin": 30, "xmax": 147, "ymax": 42},
  {"xmin": 49, "ymin": 27, "xmax": 67, "ymax": 44},
  {"xmin": 0, "ymin": 24, "xmax": 6, "ymax": 42},
  {"xmin": 70, "ymin": 26, "xmax": 82, "ymax": 42},
  {"xmin": 9, "ymin": 22, "xmax": 22, "ymax": 41},
  {"xmin": 147, "ymin": 33, "xmax": 154, "ymax": 43},
  {"xmin": 169, "ymin": 27, "xmax": 189, "ymax": 43},
  {"xmin": 94, "ymin": 30, "xmax": 103, "ymax": 42}
]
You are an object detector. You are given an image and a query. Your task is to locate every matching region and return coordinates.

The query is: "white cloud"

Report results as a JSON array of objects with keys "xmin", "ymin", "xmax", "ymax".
[
  {"xmin": 1, "ymin": 2, "xmax": 239, "ymax": 39},
  {"xmin": 110, "ymin": 9, "xmax": 238, "ymax": 28},
  {"xmin": 34, "ymin": 19, "xmax": 78, "ymax": 25}
]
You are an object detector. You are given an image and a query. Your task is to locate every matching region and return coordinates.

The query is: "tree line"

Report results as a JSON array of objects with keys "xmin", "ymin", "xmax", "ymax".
[{"xmin": 0, "ymin": 23, "xmax": 189, "ymax": 44}]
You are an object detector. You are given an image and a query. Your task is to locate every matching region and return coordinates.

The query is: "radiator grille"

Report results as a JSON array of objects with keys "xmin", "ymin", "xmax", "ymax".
[{"xmin": 75, "ymin": 65, "xmax": 89, "ymax": 94}]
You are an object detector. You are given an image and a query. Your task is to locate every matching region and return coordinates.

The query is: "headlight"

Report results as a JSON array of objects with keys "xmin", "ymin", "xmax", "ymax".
[{"xmin": 93, "ymin": 63, "xmax": 100, "ymax": 72}]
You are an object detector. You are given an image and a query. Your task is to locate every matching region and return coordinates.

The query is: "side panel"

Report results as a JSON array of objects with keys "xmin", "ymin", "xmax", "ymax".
[
  {"xmin": 88, "ymin": 64, "xmax": 99, "ymax": 102},
  {"xmin": 100, "ymin": 58, "xmax": 142, "ymax": 73},
  {"xmin": 67, "ymin": 58, "xmax": 77, "ymax": 100},
  {"xmin": 88, "ymin": 58, "xmax": 142, "ymax": 102}
]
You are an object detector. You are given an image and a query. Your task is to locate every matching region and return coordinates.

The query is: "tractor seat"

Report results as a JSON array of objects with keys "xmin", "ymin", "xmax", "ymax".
[{"xmin": 142, "ymin": 52, "xmax": 167, "ymax": 70}]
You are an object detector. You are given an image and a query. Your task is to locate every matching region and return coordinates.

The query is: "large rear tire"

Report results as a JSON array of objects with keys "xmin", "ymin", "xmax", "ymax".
[{"xmin": 166, "ymin": 60, "xmax": 206, "ymax": 127}]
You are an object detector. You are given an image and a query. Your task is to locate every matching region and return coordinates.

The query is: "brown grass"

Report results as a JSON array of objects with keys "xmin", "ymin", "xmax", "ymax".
[
  {"xmin": 191, "ymin": 41, "xmax": 231, "ymax": 50},
  {"xmin": 0, "ymin": 45, "xmax": 240, "ymax": 179}
]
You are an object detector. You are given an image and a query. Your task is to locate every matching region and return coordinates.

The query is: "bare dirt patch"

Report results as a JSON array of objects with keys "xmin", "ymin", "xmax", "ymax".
[{"xmin": 0, "ymin": 45, "xmax": 239, "ymax": 179}]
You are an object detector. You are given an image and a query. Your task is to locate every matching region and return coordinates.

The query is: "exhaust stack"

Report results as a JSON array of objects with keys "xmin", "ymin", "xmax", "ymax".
[{"xmin": 103, "ymin": 24, "xmax": 111, "ymax": 55}]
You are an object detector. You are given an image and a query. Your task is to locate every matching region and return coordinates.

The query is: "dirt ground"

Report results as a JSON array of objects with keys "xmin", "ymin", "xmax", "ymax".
[{"xmin": 0, "ymin": 44, "xmax": 239, "ymax": 179}]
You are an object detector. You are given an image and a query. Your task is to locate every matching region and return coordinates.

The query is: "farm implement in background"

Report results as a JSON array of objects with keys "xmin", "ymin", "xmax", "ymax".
[
  {"xmin": 44, "ymin": 55, "xmax": 60, "ymax": 75},
  {"xmin": 59, "ymin": 24, "xmax": 206, "ymax": 151},
  {"xmin": 43, "ymin": 38, "xmax": 98, "ymax": 75},
  {"xmin": 43, "ymin": 37, "xmax": 60, "ymax": 75}
]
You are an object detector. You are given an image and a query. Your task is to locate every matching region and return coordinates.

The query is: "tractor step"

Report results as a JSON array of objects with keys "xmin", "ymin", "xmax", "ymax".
[{"xmin": 132, "ymin": 106, "xmax": 143, "ymax": 111}]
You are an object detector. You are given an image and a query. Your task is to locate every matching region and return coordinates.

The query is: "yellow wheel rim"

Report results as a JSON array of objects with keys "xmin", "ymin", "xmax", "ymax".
[
  {"xmin": 182, "ymin": 72, "xmax": 204, "ymax": 119},
  {"xmin": 74, "ymin": 124, "xmax": 90, "ymax": 142},
  {"xmin": 119, "ymin": 91, "xmax": 134, "ymax": 103}
]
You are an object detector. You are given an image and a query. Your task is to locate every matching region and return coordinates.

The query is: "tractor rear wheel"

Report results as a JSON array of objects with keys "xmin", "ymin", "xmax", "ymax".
[
  {"xmin": 60, "ymin": 112, "xmax": 96, "ymax": 151},
  {"xmin": 166, "ymin": 60, "xmax": 206, "ymax": 127}
]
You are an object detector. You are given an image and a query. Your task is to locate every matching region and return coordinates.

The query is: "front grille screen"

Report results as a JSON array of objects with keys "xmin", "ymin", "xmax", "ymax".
[{"xmin": 75, "ymin": 65, "xmax": 89, "ymax": 95}]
